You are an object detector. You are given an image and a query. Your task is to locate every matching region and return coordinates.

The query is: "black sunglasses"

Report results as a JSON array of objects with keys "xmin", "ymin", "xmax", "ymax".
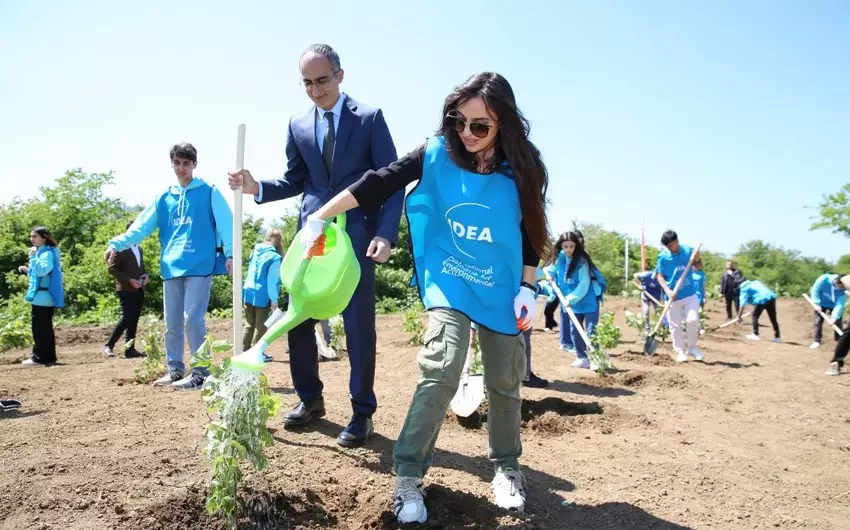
[{"xmin": 445, "ymin": 112, "xmax": 494, "ymax": 139}]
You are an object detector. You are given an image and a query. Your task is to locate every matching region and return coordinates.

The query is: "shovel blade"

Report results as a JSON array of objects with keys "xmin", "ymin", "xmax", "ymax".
[
  {"xmin": 0, "ymin": 399, "xmax": 22, "ymax": 411},
  {"xmin": 644, "ymin": 335, "xmax": 659, "ymax": 355},
  {"xmin": 450, "ymin": 374, "xmax": 484, "ymax": 417}
]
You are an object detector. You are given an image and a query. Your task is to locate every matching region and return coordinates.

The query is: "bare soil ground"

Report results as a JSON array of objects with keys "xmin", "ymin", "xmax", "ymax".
[{"xmin": 2, "ymin": 297, "xmax": 849, "ymax": 529}]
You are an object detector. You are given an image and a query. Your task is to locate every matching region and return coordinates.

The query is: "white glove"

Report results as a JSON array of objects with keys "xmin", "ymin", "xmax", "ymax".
[
  {"xmin": 300, "ymin": 213, "xmax": 326, "ymax": 252},
  {"xmin": 514, "ymin": 285, "xmax": 536, "ymax": 331}
]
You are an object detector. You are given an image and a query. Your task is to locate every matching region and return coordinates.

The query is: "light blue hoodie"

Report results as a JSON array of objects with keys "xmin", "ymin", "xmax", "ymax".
[
  {"xmin": 738, "ymin": 280, "xmax": 776, "ymax": 307},
  {"xmin": 810, "ymin": 273, "xmax": 846, "ymax": 309},
  {"xmin": 108, "ymin": 177, "xmax": 233, "ymax": 279},
  {"xmin": 554, "ymin": 250, "xmax": 598, "ymax": 314},
  {"xmin": 243, "ymin": 243, "xmax": 282, "ymax": 308}
]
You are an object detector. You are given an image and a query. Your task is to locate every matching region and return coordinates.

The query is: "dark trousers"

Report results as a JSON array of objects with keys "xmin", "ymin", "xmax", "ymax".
[
  {"xmin": 831, "ymin": 329, "xmax": 850, "ymax": 367},
  {"xmin": 543, "ymin": 299, "xmax": 560, "ymax": 329},
  {"xmin": 31, "ymin": 305, "xmax": 56, "ymax": 363},
  {"xmin": 752, "ymin": 299, "xmax": 780, "ymax": 338},
  {"xmin": 814, "ymin": 308, "xmax": 842, "ymax": 343},
  {"xmin": 724, "ymin": 293, "xmax": 740, "ymax": 320},
  {"xmin": 288, "ymin": 222, "xmax": 377, "ymax": 416},
  {"xmin": 107, "ymin": 290, "xmax": 145, "ymax": 349}
]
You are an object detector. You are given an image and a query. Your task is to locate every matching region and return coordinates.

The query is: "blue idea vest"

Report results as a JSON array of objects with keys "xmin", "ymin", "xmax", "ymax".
[
  {"xmin": 243, "ymin": 246, "xmax": 282, "ymax": 308},
  {"xmin": 406, "ymin": 136, "xmax": 523, "ymax": 335},
  {"xmin": 156, "ymin": 183, "xmax": 224, "ymax": 280},
  {"xmin": 25, "ymin": 246, "xmax": 65, "ymax": 308}
]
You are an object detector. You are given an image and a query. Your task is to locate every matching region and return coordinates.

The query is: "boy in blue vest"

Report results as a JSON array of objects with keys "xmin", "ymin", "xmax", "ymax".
[
  {"xmin": 633, "ymin": 270, "xmax": 667, "ymax": 333},
  {"xmin": 809, "ymin": 273, "xmax": 847, "ymax": 349},
  {"xmin": 104, "ymin": 143, "xmax": 233, "ymax": 389}
]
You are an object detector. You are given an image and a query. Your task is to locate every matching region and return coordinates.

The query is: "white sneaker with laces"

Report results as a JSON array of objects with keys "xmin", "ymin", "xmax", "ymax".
[
  {"xmin": 570, "ymin": 358, "xmax": 590, "ymax": 369},
  {"xmin": 153, "ymin": 370, "xmax": 184, "ymax": 387},
  {"xmin": 688, "ymin": 348, "xmax": 704, "ymax": 361},
  {"xmin": 103, "ymin": 345, "xmax": 115, "ymax": 357},
  {"xmin": 393, "ymin": 476, "xmax": 427, "ymax": 524},
  {"xmin": 745, "ymin": 334, "xmax": 760, "ymax": 341},
  {"xmin": 826, "ymin": 362, "xmax": 841, "ymax": 376},
  {"xmin": 675, "ymin": 351, "xmax": 688, "ymax": 363},
  {"xmin": 491, "ymin": 468, "xmax": 526, "ymax": 512},
  {"xmin": 810, "ymin": 341, "xmax": 821, "ymax": 349}
]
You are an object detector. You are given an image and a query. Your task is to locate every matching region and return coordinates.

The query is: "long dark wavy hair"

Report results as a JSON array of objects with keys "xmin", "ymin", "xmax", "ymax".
[
  {"xmin": 438, "ymin": 72, "xmax": 550, "ymax": 260},
  {"xmin": 555, "ymin": 231, "xmax": 598, "ymax": 279},
  {"xmin": 31, "ymin": 226, "xmax": 58, "ymax": 247}
]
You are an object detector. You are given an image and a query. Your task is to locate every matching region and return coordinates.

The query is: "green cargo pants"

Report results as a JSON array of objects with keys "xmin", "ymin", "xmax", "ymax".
[
  {"xmin": 243, "ymin": 304, "xmax": 272, "ymax": 352},
  {"xmin": 394, "ymin": 308, "xmax": 526, "ymax": 479}
]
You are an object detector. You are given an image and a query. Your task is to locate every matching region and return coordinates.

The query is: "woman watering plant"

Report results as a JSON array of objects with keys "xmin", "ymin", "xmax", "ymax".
[
  {"xmin": 552, "ymin": 231, "xmax": 601, "ymax": 370},
  {"xmin": 293, "ymin": 72, "xmax": 549, "ymax": 524},
  {"xmin": 17, "ymin": 226, "xmax": 64, "ymax": 365}
]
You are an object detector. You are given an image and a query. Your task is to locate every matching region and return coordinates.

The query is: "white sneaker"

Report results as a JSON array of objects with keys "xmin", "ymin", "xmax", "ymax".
[
  {"xmin": 745, "ymin": 334, "xmax": 760, "ymax": 341},
  {"xmin": 688, "ymin": 348, "xmax": 704, "ymax": 361},
  {"xmin": 491, "ymin": 468, "xmax": 526, "ymax": 512},
  {"xmin": 103, "ymin": 345, "xmax": 115, "ymax": 357},
  {"xmin": 675, "ymin": 351, "xmax": 688, "ymax": 363},
  {"xmin": 826, "ymin": 362, "xmax": 841, "ymax": 376},
  {"xmin": 772, "ymin": 337, "xmax": 782, "ymax": 343},
  {"xmin": 570, "ymin": 358, "xmax": 590, "ymax": 369},
  {"xmin": 810, "ymin": 342, "xmax": 821, "ymax": 349},
  {"xmin": 153, "ymin": 370, "xmax": 184, "ymax": 386},
  {"xmin": 393, "ymin": 476, "xmax": 427, "ymax": 524}
]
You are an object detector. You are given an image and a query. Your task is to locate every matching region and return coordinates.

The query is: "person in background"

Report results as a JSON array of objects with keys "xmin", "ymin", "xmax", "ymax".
[
  {"xmin": 554, "ymin": 231, "xmax": 600, "ymax": 370},
  {"xmin": 104, "ymin": 221, "xmax": 148, "ymax": 359},
  {"xmin": 721, "ymin": 260, "xmax": 744, "ymax": 320},
  {"xmin": 737, "ymin": 279, "xmax": 781, "ymax": 342},
  {"xmin": 545, "ymin": 233, "xmax": 573, "ymax": 351},
  {"xmin": 692, "ymin": 259, "xmax": 706, "ymax": 334},
  {"xmin": 809, "ymin": 273, "xmax": 847, "ymax": 349},
  {"xmin": 655, "ymin": 230, "xmax": 703, "ymax": 363},
  {"xmin": 633, "ymin": 270, "xmax": 666, "ymax": 333},
  {"xmin": 824, "ymin": 275, "xmax": 850, "ymax": 376},
  {"xmin": 18, "ymin": 226, "xmax": 64, "ymax": 366},
  {"xmin": 243, "ymin": 229, "xmax": 284, "ymax": 360},
  {"xmin": 104, "ymin": 142, "xmax": 234, "ymax": 390}
]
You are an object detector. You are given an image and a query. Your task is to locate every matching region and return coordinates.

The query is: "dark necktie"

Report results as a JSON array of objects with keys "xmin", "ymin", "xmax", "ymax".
[{"xmin": 322, "ymin": 111, "xmax": 335, "ymax": 173}]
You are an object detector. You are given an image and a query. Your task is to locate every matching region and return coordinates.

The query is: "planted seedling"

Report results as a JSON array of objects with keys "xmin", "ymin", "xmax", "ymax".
[
  {"xmin": 192, "ymin": 335, "xmax": 281, "ymax": 529},
  {"xmin": 403, "ymin": 304, "xmax": 425, "ymax": 346},
  {"xmin": 133, "ymin": 320, "xmax": 166, "ymax": 384}
]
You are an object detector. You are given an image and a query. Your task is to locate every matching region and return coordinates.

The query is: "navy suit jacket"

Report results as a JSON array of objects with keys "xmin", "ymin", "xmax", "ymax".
[{"xmin": 258, "ymin": 95, "xmax": 403, "ymax": 244}]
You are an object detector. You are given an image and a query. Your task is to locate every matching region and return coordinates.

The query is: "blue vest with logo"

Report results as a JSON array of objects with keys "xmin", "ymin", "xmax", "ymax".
[
  {"xmin": 243, "ymin": 246, "xmax": 282, "ymax": 308},
  {"xmin": 406, "ymin": 136, "xmax": 523, "ymax": 335},
  {"xmin": 156, "ymin": 183, "xmax": 221, "ymax": 280},
  {"xmin": 556, "ymin": 255, "xmax": 599, "ymax": 314},
  {"xmin": 25, "ymin": 246, "xmax": 65, "ymax": 308}
]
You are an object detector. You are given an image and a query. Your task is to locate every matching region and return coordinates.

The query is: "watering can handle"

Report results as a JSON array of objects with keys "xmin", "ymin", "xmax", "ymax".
[{"xmin": 290, "ymin": 213, "xmax": 347, "ymax": 298}]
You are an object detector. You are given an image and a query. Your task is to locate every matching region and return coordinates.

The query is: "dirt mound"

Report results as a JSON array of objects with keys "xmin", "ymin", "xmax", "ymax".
[
  {"xmin": 577, "ymin": 370, "xmax": 689, "ymax": 391},
  {"xmin": 120, "ymin": 484, "xmax": 339, "ymax": 530}
]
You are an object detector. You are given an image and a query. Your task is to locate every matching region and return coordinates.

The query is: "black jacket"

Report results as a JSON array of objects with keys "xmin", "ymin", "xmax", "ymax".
[{"xmin": 721, "ymin": 269, "xmax": 745, "ymax": 296}]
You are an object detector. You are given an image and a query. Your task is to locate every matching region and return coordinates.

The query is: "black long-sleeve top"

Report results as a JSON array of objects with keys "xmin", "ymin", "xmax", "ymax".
[{"xmin": 347, "ymin": 144, "xmax": 540, "ymax": 267}]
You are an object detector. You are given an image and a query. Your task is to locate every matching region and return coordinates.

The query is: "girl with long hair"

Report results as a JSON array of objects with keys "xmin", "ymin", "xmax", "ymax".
[
  {"xmin": 553, "ymin": 231, "xmax": 601, "ymax": 369},
  {"xmin": 18, "ymin": 226, "xmax": 64, "ymax": 365},
  {"xmin": 296, "ymin": 72, "xmax": 549, "ymax": 523}
]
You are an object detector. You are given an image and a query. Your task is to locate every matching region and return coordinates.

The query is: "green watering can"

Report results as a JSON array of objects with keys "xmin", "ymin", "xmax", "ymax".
[{"xmin": 232, "ymin": 213, "xmax": 361, "ymax": 372}]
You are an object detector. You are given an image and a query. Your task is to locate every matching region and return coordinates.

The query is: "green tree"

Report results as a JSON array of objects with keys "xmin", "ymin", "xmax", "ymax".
[{"xmin": 812, "ymin": 183, "xmax": 850, "ymax": 237}]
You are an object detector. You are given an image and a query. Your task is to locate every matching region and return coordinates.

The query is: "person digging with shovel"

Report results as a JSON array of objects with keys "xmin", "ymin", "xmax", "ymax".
[
  {"xmin": 655, "ymin": 230, "xmax": 704, "ymax": 363},
  {"xmin": 736, "ymin": 279, "xmax": 781, "ymax": 342},
  {"xmin": 296, "ymin": 72, "xmax": 549, "ymax": 525}
]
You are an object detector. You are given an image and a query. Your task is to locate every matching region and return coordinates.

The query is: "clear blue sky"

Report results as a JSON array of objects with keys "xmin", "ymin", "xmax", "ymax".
[{"xmin": 1, "ymin": 1, "xmax": 848, "ymax": 260}]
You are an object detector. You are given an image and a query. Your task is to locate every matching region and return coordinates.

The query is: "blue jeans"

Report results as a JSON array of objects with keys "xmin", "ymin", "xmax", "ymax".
[
  {"xmin": 163, "ymin": 275, "xmax": 213, "ymax": 375},
  {"xmin": 559, "ymin": 307, "xmax": 575, "ymax": 349},
  {"xmin": 570, "ymin": 311, "xmax": 599, "ymax": 361}
]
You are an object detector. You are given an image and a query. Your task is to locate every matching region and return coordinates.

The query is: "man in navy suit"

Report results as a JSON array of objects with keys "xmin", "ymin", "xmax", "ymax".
[{"xmin": 229, "ymin": 44, "xmax": 402, "ymax": 448}]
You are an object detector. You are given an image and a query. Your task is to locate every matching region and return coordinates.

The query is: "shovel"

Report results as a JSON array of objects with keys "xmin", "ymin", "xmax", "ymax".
[
  {"xmin": 802, "ymin": 294, "xmax": 844, "ymax": 335},
  {"xmin": 450, "ymin": 345, "xmax": 484, "ymax": 417},
  {"xmin": 549, "ymin": 279, "xmax": 611, "ymax": 370},
  {"xmin": 0, "ymin": 399, "xmax": 21, "ymax": 412},
  {"xmin": 644, "ymin": 243, "xmax": 703, "ymax": 354},
  {"xmin": 633, "ymin": 279, "xmax": 663, "ymax": 306},
  {"xmin": 715, "ymin": 312, "xmax": 752, "ymax": 330}
]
